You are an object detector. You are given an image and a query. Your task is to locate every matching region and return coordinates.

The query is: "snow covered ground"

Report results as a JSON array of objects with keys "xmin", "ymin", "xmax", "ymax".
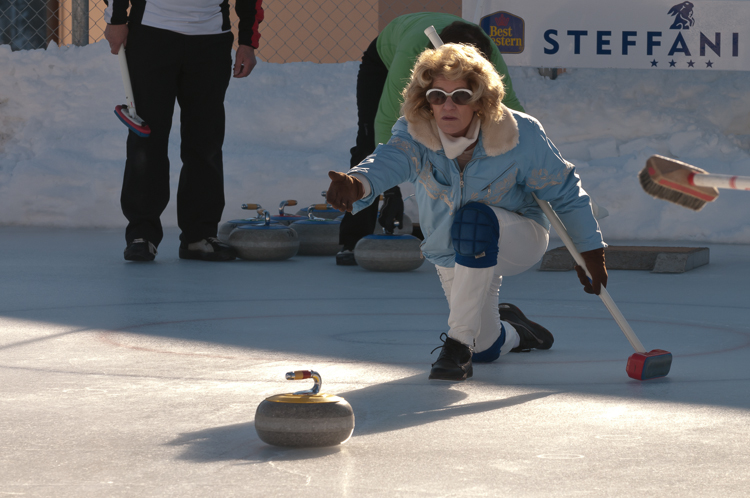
[{"xmin": 1, "ymin": 41, "xmax": 750, "ymax": 243}]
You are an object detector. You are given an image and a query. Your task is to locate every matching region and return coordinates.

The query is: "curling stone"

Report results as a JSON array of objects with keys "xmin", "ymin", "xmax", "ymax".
[
  {"xmin": 255, "ymin": 370, "xmax": 355, "ymax": 448},
  {"xmin": 296, "ymin": 191, "xmax": 342, "ymax": 220},
  {"xmin": 270, "ymin": 199, "xmax": 307, "ymax": 225},
  {"xmin": 219, "ymin": 203, "xmax": 281, "ymax": 242},
  {"xmin": 219, "ymin": 204, "xmax": 280, "ymax": 242},
  {"xmin": 354, "ymin": 228, "xmax": 425, "ymax": 272},
  {"xmin": 219, "ymin": 219, "xmax": 252, "ymax": 242},
  {"xmin": 296, "ymin": 205, "xmax": 341, "ymax": 220},
  {"xmin": 227, "ymin": 211, "xmax": 299, "ymax": 261},
  {"xmin": 290, "ymin": 205, "xmax": 343, "ymax": 256},
  {"xmin": 376, "ymin": 212, "xmax": 414, "ymax": 236}
]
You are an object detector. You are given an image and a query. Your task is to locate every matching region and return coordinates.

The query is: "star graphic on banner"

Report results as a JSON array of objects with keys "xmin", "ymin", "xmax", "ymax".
[
  {"xmin": 706, "ymin": 60, "xmax": 714, "ymax": 68},
  {"xmin": 687, "ymin": 60, "xmax": 695, "ymax": 67},
  {"xmin": 650, "ymin": 59, "xmax": 658, "ymax": 67},
  {"xmin": 669, "ymin": 59, "xmax": 677, "ymax": 67}
]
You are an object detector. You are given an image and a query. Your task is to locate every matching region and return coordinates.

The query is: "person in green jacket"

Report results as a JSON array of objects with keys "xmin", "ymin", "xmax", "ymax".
[{"xmin": 336, "ymin": 12, "xmax": 526, "ymax": 265}]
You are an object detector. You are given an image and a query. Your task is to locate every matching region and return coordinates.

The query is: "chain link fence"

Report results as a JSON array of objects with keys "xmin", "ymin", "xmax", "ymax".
[{"xmin": 1, "ymin": 0, "xmax": 460, "ymax": 62}]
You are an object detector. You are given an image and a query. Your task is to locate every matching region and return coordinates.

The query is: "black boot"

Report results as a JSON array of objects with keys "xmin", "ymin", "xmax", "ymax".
[
  {"xmin": 499, "ymin": 303, "xmax": 554, "ymax": 352},
  {"xmin": 179, "ymin": 237, "xmax": 237, "ymax": 261},
  {"xmin": 335, "ymin": 248, "xmax": 357, "ymax": 266},
  {"xmin": 429, "ymin": 333, "xmax": 473, "ymax": 381},
  {"xmin": 124, "ymin": 238, "xmax": 157, "ymax": 262}
]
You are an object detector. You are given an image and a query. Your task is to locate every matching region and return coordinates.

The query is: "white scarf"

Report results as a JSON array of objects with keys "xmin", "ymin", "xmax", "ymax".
[{"xmin": 437, "ymin": 115, "xmax": 481, "ymax": 159}]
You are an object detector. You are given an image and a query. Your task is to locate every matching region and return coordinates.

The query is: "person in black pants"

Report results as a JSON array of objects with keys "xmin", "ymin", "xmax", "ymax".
[
  {"xmin": 336, "ymin": 38, "xmax": 403, "ymax": 265},
  {"xmin": 104, "ymin": 0, "xmax": 263, "ymax": 262}
]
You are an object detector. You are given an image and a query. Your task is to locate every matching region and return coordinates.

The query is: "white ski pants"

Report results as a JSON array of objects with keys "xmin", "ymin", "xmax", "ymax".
[{"xmin": 436, "ymin": 207, "xmax": 549, "ymax": 352}]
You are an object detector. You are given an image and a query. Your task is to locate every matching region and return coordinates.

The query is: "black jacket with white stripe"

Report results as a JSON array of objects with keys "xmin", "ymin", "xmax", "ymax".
[{"xmin": 104, "ymin": 0, "xmax": 263, "ymax": 48}]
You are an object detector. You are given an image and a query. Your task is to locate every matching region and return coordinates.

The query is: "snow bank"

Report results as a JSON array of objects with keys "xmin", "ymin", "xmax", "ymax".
[{"xmin": 1, "ymin": 41, "xmax": 749, "ymax": 243}]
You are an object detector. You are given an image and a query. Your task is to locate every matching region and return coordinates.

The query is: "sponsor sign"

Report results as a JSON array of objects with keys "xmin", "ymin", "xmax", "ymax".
[
  {"xmin": 463, "ymin": 0, "xmax": 750, "ymax": 70},
  {"xmin": 480, "ymin": 11, "xmax": 525, "ymax": 54}
]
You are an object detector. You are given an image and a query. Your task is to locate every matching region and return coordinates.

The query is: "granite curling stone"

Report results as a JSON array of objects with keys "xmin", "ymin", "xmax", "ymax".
[
  {"xmin": 227, "ymin": 211, "xmax": 299, "ymax": 261},
  {"xmin": 271, "ymin": 199, "xmax": 307, "ymax": 225},
  {"xmin": 295, "ymin": 206, "xmax": 341, "ymax": 220},
  {"xmin": 354, "ymin": 233, "xmax": 425, "ymax": 272},
  {"xmin": 255, "ymin": 370, "xmax": 355, "ymax": 448},
  {"xmin": 218, "ymin": 203, "xmax": 271, "ymax": 242},
  {"xmin": 296, "ymin": 192, "xmax": 342, "ymax": 220},
  {"xmin": 290, "ymin": 205, "xmax": 343, "ymax": 256}
]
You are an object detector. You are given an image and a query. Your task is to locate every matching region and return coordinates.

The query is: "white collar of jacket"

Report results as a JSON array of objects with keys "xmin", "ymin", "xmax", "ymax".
[
  {"xmin": 437, "ymin": 115, "xmax": 481, "ymax": 159},
  {"xmin": 406, "ymin": 104, "xmax": 520, "ymax": 157}
]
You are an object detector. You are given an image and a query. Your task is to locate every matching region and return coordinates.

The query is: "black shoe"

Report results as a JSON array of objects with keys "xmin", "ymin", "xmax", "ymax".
[
  {"xmin": 179, "ymin": 237, "xmax": 237, "ymax": 261},
  {"xmin": 336, "ymin": 249, "xmax": 357, "ymax": 266},
  {"xmin": 499, "ymin": 303, "xmax": 554, "ymax": 352},
  {"xmin": 428, "ymin": 333, "xmax": 473, "ymax": 381},
  {"xmin": 124, "ymin": 238, "xmax": 157, "ymax": 261}
]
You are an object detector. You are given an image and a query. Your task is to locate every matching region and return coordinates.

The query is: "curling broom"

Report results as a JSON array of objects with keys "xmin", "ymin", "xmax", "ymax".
[
  {"xmin": 639, "ymin": 155, "xmax": 750, "ymax": 211},
  {"xmin": 114, "ymin": 44, "xmax": 151, "ymax": 138},
  {"xmin": 532, "ymin": 193, "xmax": 672, "ymax": 380}
]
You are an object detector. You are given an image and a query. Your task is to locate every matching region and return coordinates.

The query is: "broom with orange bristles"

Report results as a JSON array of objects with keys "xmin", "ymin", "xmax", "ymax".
[{"xmin": 639, "ymin": 155, "xmax": 750, "ymax": 211}]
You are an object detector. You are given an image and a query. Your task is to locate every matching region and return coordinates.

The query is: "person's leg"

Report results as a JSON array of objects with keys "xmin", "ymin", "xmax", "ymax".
[
  {"xmin": 175, "ymin": 31, "xmax": 233, "ymax": 245},
  {"xmin": 471, "ymin": 207, "xmax": 550, "ymax": 360},
  {"xmin": 429, "ymin": 203, "xmax": 500, "ymax": 380},
  {"xmin": 338, "ymin": 38, "xmax": 388, "ymax": 257},
  {"xmin": 121, "ymin": 25, "xmax": 181, "ymax": 250},
  {"xmin": 431, "ymin": 204, "xmax": 549, "ymax": 376},
  {"xmin": 349, "ymin": 37, "xmax": 386, "ymax": 168}
]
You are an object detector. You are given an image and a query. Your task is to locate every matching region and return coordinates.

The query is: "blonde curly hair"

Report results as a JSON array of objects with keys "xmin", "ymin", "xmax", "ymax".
[{"xmin": 402, "ymin": 43, "xmax": 505, "ymax": 126}]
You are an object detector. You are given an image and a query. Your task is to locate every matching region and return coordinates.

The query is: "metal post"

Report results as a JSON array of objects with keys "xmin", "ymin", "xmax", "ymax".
[{"xmin": 71, "ymin": 0, "xmax": 88, "ymax": 46}]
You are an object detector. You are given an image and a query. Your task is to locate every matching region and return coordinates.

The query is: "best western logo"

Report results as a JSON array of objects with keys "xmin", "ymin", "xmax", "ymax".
[{"xmin": 480, "ymin": 11, "xmax": 525, "ymax": 54}]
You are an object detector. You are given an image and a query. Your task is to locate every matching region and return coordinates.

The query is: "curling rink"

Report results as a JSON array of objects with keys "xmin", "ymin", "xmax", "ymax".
[{"xmin": 1, "ymin": 227, "xmax": 749, "ymax": 497}]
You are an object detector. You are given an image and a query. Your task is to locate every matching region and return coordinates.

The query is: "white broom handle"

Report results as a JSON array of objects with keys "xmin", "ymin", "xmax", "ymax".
[
  {"xmin": 424, "ymin": 26, "xmax": 444, "ymax": 48},
  {"xmin": 532, "ymin": 193, "xmax": 647, "ymax": 353},
  {"xmin": 691, "ymin": 172, "xmax": 750, "ymax": 191},
  {"xmin": 117, "ymin": 44, "xmax": 137, "ymax": 118}
]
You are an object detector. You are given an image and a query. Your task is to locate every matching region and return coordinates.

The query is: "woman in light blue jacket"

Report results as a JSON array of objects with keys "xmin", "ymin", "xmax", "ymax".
[{"xmin": 327, "ymin": 44, "xmax": 608, "ymax": 382}]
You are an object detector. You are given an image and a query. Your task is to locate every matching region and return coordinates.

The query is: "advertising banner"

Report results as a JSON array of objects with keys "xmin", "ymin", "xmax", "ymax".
[{"xmin": 462, "ymin": 0, "xmax": 750, "ymax": 70}]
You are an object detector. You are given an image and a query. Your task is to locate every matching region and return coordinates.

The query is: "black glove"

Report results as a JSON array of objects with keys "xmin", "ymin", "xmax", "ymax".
[
  {"xmin": 326, "ymin": 171, "xmax": 364, "ymax": 212},
  {"xmin": 575, "ymin": 248, "xmax": 608, "ymax": 295},
  {"xmin": 378, "ymin": 186, "xmax": 404, "ymax": 234}
]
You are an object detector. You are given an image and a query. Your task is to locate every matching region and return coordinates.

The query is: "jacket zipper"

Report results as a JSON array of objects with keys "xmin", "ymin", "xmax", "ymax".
[
  {"xmin": 481, "ymin": 162, "xmax": 516, "ymax": 192},
  {"xmin": 458, "ymin": 161, "xmax": 464, "ymax": 207}
]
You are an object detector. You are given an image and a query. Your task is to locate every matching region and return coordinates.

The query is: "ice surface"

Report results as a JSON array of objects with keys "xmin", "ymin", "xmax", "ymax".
[{"xmin": 1, "ymin": 227, "xmax": 749, "ymax": 496}]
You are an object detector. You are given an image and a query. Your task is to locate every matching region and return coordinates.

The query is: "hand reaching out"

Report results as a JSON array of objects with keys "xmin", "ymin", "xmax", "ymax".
[{"xmin": 326, "ymin": 171, "xmax": 364, "ymax": 212}]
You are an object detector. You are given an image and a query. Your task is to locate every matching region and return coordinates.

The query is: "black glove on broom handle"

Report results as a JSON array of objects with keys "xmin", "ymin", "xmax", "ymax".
[{"xmin": 531, "ymin": 193, "xmax": 647, "ymax": 353}]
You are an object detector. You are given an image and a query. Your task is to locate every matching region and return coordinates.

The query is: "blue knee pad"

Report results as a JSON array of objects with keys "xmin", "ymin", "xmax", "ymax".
[{"xmin": 451, "ymin": 202, "xmax": 500, "ymax": 268}]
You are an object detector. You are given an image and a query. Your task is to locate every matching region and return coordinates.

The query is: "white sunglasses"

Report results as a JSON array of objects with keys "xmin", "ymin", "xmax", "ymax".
[{"xmin": 425, "ymin": 88, "xmax": 474, "ymax": 105}]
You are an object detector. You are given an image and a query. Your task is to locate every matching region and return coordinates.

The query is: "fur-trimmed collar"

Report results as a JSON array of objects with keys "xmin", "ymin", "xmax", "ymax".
[{"xmin": 406, "ymin": 104, "xmax": 520, "ymax": 157}]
